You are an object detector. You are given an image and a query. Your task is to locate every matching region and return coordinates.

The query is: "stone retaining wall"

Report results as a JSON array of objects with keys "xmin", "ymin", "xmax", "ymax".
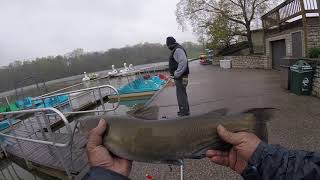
[
  {"xmin": 312, "ymin": 65, "xmax": 320, "ymax": 97},
  {"xmin": 214, "ymin": 55, "xmax": 270, "ymax": 69},
  {"xmin": 306, "ymin": 18, "xmax": 320, "ymax": 50}
]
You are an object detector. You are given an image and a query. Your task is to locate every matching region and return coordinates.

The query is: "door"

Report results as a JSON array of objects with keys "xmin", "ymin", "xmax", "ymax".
[
  {"xmin": 271, "ymin": 40, "xmax": 286, "ymax": 69},
  {"xmin": 292, "ymin": 32, "xmax": 303, "ymax": 58}
]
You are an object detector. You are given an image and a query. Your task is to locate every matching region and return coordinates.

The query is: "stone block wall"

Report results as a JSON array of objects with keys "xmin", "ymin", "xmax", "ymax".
[
  {"xmin": 214, "ymin": 55, "xmax": 269, "ymax": 69},
  {"xmin": 312, "ymin": 65, "xmax": 320, "ymax": 97},
  {"xmin": 306, "ymin": 18, "xmax": 320, "ymax": 50}
]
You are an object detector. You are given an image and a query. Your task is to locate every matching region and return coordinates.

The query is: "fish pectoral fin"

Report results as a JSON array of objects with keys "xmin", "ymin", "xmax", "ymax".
[
  {"xmin": 127, "ymin": 105, "xmax": 159, "ymax": 120},
  {"xmin": 189, "ymin": 141, "xmax": 233, "ymax": 159},
  {"xmin": 243, "ymin": 108, "xmax": 276, "ymax": 122}
]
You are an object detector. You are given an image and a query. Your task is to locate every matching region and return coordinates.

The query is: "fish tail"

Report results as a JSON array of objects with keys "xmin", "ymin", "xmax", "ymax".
[{"xmin": 244, "ymin": 108, "xmax": 275, "ymax": 143}]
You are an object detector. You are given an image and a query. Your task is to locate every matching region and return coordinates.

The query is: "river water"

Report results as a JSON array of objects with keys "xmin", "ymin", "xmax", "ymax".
[
  {"xmin": 0, "ymin": 62, "xmax": 168, "ymax": 103},
  {"xmin": 0, "ymin": 62, "xmax": 168, "ymax": 180}
]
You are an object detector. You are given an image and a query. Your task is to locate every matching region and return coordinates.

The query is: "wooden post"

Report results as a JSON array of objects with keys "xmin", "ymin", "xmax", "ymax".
[
  {"xmin": 262, "ymin": 17, "xmax": 267, "ymax": 55},
  {"xmin": 317, "ymin": 0, "xmax": 320, "ymax": 22},
  {"xmin": 299, "ymin": 0, "xmax": 308, "ymax": 56},
  {"xmin": 276, "ymin": 10, "xmax": 281, "ymax": 32}
]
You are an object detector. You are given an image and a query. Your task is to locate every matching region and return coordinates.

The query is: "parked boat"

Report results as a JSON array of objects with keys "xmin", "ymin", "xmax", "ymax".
[
  {"xmin": 108, "ymin": 65, "xmax": 118, "ymax": 76},
  {"xmin": 15, "ymin": 97, "xmax": 35, "ymax": 109},
  {"xmin": 82, "ymin": 72, "xmax": 99, "ymax": 82},
  {"xmin": 119, "ymin": 63, "xmax": 130, "ymax": 73},
  {"xmin": 0, "ymin": 119, "xmax": 19, "ymax": 131},
  {"xmin": 0, "ymin": 106, "xmax": 7, "ymax": 113},
  {"xmin": 88, "ymin": 73, "xmax": 99, "ymax": 80},
  {"xmin": 15, "ymin": 95, "xmax": 69, "ymax": 110},
  {"xmin": 117, "ymin": 63, "xmax": 138, "ymax": 77},
  {"xmin": 128, "ymin": 64, "xmax": 134, "ymax": 70},
  {"xmin": 36, "ymin": 95, "xmax": 69, "ymax": 108},
  {"xmin": 109, "ymin": 75, "xmax": 167, "ymax": 101}
]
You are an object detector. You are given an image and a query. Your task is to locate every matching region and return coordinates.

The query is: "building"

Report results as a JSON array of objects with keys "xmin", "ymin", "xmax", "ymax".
[{"xmin": 261, "ymin": 0, "xmax": 320, "ymax": 69}]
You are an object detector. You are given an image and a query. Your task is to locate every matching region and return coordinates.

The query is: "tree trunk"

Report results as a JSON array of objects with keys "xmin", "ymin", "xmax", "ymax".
[{"xmin": 246, "ymin": 24, "xmax": 254, "ymax": 54}]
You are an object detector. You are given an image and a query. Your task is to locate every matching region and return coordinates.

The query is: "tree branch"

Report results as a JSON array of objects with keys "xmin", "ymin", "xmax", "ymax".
[
  {"xmin": 228, "ymin": 0, "xmax": 242, "ymax": 7},
  {"xmin": 202, "ymin": 1, "xmax": 247, "ymax": 26},
  {"xmin": 249, "ymin": 0, "xmax": 268, "ymax": 21}
]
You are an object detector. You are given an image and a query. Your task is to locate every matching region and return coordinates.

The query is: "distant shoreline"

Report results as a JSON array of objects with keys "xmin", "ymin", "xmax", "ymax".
[{"xmin": 0, "ymin": 61, "xmax": 168, "ymax": 99}]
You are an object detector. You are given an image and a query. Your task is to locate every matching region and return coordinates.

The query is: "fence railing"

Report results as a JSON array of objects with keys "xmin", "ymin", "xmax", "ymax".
[
  {"xmin": 0, "ymin": 108, "xmax": 72, "ymax": 147},
  {"xmin": 0, "ymin": 84, "xmax": 120, "ymax": 179},
  {"xmin": 262, "ymin": 0, "xmax": 319, "ymax": 29},
  {"xmin": 0, "ymin": 108, "xmax": 74, "ymax": 177},
  {"xmin": 33, "ymin": 84, "xmax": 120, "ymax": 115}
]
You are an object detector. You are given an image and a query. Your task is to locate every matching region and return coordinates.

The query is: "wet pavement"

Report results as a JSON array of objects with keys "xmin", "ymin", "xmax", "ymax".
[{"xmin": 129, "ymin": 61, "xmax": 320, "ymax": 179}]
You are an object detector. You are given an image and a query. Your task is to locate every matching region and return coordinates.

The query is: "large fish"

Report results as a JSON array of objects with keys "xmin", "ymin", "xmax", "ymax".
[{"xmin": 82, "ymin": 106, "xmax": 272, "ymax": 164}]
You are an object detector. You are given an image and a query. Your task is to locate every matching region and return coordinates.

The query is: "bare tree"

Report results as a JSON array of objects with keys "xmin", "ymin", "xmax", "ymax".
[{"xmin": 176, "ymin": 0, "xmax": 274, "ymax": 54}]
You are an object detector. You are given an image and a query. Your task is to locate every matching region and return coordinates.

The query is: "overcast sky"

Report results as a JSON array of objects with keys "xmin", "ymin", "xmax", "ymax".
[{"xmin": 0, "ymin": 0, "xmax": 197, "ymax": 66}]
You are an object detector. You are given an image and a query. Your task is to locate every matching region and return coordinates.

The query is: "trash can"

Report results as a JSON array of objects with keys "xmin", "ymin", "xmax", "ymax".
[
  {"xmin": 290, "ymin": 60, "xmax": 314, "ymax": 95},
  {"xmin": 280, "ymin": 65, "xmax": 291, "ymax": 90},
  {"xmin": 280, "ymin": 57, "xmax": 299, "ymax": 90}
]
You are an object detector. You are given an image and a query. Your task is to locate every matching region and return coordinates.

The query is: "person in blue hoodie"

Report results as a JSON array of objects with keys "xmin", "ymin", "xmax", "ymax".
[{"xmin": 85, "ymin": 119, "xmax": 320, "ymax": 180}]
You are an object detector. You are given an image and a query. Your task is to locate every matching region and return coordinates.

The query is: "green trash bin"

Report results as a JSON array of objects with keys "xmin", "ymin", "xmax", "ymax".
[{"xmin": 290, "ymin": 60, "xmax": 314, "ymax": 95}]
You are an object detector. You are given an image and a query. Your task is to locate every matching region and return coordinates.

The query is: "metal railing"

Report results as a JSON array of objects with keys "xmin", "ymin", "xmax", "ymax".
[
  {"xmin": 33, "ymin": 84, "xmax": 120, "ymax": 115},
  {"xmin": 0, "ymin": 84, "xmax": 120, "ymax": 179},
  {"xmin": 0, "ymin": 108, "xmax": 73, "ymax": 178},
  {"xmin": 262, "ymin": 0, "xmax": 319, "ymax": 29},
  {"xmin": 0, "ymin": 108, "xmax": 72, "ymax": 146}
]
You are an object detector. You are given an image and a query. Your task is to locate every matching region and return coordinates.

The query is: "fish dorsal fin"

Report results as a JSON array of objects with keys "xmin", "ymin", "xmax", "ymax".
[
  {"xmin": 127, "ymin": 105, "xmax": 159, "ymax": 120},
  {"xmin": 242, "ymin": 108, "xmax": 276, "ymax": 143},
  {"xmin": 243, "ymin": 108, "xmax": 275, "ymax": 122}
]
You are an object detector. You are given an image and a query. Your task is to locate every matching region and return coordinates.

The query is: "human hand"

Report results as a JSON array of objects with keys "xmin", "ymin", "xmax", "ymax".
[
  {"xmin": 86, "ymin": 119, "xmax": 132, "ymax": 177},
  {"xmin": 206, "ymin": 125, "xmax": 261, "ymax": 174},
  {"xmin": 167, "ymin": 76, "xmax": 176, "ymax": 87}
]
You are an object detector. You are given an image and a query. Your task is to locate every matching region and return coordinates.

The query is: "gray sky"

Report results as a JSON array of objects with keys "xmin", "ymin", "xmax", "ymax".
[{"xmin": 0, "ymin": 0, "xmax": 196, "ymax": 66}]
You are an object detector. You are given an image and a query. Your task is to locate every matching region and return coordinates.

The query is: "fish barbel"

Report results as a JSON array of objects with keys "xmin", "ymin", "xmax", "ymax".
[{"xmin": 83, "ymin": 107, "xmax": 272, "ymax": 164}]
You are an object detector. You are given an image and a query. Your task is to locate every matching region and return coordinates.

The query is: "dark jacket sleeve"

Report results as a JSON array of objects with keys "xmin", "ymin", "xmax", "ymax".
[
  {"xmin": 84, "ymin": 167, "xmax": 130, "ymax": 180},
  {"xmin": 242, "ymin": 142, "xmax": 320, "ymax": 180}
]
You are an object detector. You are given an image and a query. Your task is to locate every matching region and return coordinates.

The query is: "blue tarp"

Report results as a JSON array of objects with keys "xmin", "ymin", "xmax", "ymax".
[{"xmin": 118, "ymin": 75, "xmax": 166, "ymax": 94}]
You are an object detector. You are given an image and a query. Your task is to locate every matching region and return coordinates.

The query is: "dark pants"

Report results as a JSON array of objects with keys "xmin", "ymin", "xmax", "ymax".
[{"xmin": 175, "ymin": 77, "xmax": 190, "ymax": 114}]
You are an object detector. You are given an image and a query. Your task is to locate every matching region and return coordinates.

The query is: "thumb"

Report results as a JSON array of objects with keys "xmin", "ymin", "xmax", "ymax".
[
  {"xmin": 94, "ymin": 119, "xmax": 107, "ymax": 136},
  {"xmin": 217, "ymin": 125, "xmax": 242, "ymax": 145},
  {"xmin": 87, "ymin": 119, "xmax": 107, "ymax": 151}
]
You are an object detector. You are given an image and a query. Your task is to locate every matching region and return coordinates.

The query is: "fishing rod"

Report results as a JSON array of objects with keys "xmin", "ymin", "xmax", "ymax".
[
  {"xmin": 144, "ymin": 76, "xmax": 173, "ymax": 108},
  {"xmin": 144, "ymin": 57, "xmax": 199, "ymax": 108}
]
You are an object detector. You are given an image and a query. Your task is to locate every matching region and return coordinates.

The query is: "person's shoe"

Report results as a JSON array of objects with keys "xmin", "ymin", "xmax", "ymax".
[{"xmin": 178, "ymin": 112, "xmax": 190, "ymax": 117}]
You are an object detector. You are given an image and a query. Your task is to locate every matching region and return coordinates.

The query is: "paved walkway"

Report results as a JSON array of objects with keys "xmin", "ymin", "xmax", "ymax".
[{"xmin": 129, "ymin": 61, "xmax": 320, "ymax": 180}]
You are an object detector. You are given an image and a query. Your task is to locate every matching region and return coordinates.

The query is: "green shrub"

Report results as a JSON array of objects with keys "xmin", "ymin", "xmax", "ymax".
[{"xmin": 309, "ymin": 47, "xmax": 320, "ymax": 58}]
